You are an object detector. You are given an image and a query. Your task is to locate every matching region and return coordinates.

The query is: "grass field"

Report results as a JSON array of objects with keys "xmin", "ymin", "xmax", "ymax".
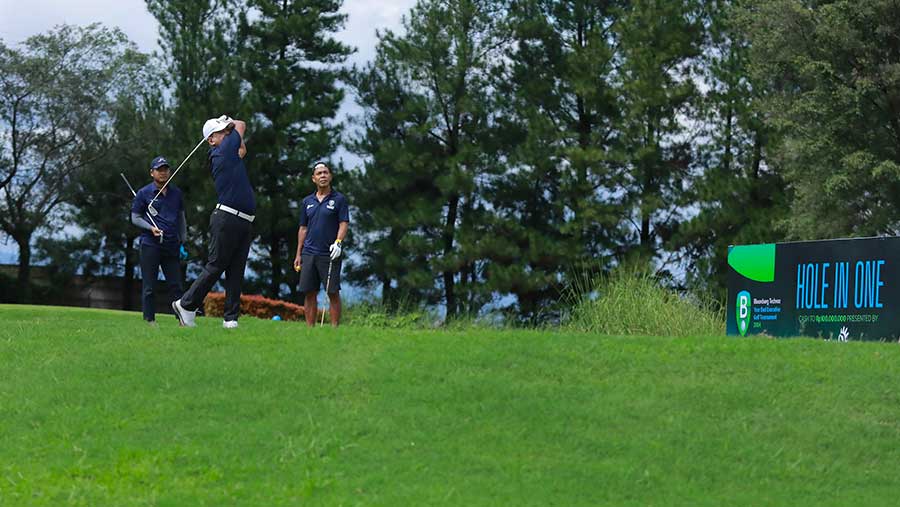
[{"xmin": 2, "ymin": 305, "xmax": 900, "ymax": 506}]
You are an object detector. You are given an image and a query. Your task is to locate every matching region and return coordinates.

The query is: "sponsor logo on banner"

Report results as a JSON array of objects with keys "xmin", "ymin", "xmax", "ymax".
[{"xmin": 737, "ymin": 290, "xmax": 751, "ymax": 336}]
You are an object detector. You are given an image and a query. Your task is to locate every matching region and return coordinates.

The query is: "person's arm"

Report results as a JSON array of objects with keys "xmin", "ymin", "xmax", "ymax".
[
  {"xmin": 131, "ymin": 212, "xmax": 154, "ymax": 232},
  {"xmin": 294, "ymin": 225, "xmax": 308, "ymax": 270},
  {"xmin": 336, "ymin": 196, "xmax": 350, "ymax": 242},
  {"xmin": 131, "ymin": 191, "xmax": 161, "ymax": 237},
  {"xmin": 296, "ymin": 226, "xmax": 308, "ymax": 257},
  {"xmin": 232, "ymin": 119, "xmax": 246, "ymax": 138},
  {"xmin": 231, "ymin": 119, "xmax": 247, "ymax": 159},
  {"xmin": 132, "ymin": 212, "xmax": 162, "ymax": 238}
]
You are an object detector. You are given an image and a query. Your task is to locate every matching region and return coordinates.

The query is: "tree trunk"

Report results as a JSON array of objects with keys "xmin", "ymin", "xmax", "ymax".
[
  {"xmin": 123, "ymin": 235, "xmax": 136, "ymax": 310},
  {"xmin": 443, "ymin": 194, "xmax": 460, "ymax": 320},
  {"xmin": 382, "ymin": 277, "xmax": 392, "ymax": 310},
  {"xmin": 15, "ymin": 232, "xmax": 32, "ymax": 303},
  {"xmin": 269, "ymin": 230, "xmax": 281, "ymax": 299}
]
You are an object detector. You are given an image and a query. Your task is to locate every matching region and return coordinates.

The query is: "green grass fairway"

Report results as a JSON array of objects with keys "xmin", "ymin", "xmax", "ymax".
[{"xmin": 2, "ymin": 305, "xmax": 900, "ymax": 506}]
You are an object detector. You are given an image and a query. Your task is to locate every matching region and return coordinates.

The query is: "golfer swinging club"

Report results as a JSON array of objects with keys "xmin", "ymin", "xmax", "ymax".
[
  {"xmin": 173, "ymin": 115, "xmax": 254, "ymax": 328},
  {"xmin": 294, "ymin": 162, "xmax": 349, "ymax": 327},
  {"xmin": 131, "ymin": 156, "xmax": 186, "ymax": 325}
]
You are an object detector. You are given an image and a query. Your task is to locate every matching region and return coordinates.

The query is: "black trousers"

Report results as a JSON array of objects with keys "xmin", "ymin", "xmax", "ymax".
[
  {"xmin": 180, "ymin": 209, "xmax": 253, "ymax": 321},
  {"xmin": 140, "ymin": 243, "xmax": 183, "ymax": 321}
]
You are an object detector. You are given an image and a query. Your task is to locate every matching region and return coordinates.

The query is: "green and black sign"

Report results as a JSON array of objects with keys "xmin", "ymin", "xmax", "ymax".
[{"xmin": 726, "ymin": 237, "xmax": 899, "ymax": 341}]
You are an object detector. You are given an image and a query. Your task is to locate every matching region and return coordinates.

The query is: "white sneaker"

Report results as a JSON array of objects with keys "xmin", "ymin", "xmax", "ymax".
[
  {"xmin": 172, "ymin": 299, "xmax": 196, "ymax": 327},
  {"xmin": 223, "ymin": 320, "xmax": 238, "ymax": 329}
]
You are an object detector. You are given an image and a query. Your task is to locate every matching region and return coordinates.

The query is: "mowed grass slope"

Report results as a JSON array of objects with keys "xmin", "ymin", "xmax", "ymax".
[{"xmin": 2, "ymin": 305, "xmax": 900, "ymax": 506}]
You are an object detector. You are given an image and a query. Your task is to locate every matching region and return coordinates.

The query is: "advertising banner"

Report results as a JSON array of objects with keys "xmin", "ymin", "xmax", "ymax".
[{"xmin": 726, "ymin": 237, "xmax": 898, "ymax": 341}]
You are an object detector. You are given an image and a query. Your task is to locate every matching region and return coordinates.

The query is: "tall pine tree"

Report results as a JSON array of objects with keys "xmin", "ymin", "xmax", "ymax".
[
  {"xmin": 672, "ymin": 0, "xmax": 789, "ymax": 299},
  {"xmin": 614, "ymin": 0, "xmax": 705, "ymax": 271},
  {"xmin": 348, "ymin": 0, "xmax": 510, "ymax": 319},
  {"xmin": 238, "ymin": 0, "xmax": 353, "ymax": 299},
  {"xmin": 491, "ymin": 0, "xmax": 627, "ymax": 321}
]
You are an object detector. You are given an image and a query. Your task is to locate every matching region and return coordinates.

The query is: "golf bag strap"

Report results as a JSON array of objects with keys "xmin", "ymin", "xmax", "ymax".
[{"xmin": 215, "ymin": 203, "xmax": 255, "ymax": 223}]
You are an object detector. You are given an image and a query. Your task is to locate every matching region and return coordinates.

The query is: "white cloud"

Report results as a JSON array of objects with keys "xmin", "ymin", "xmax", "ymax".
[
  {"xmin": 338, "ymin": 0, "xmax": 415, "ymax": 65},
  {"xmin": 0, "ymin": 0, "xmax": 416, "ymax": 60},
  {"xmin": 0, "ymin": 0, "xmax": 160, "ymax": 51}
]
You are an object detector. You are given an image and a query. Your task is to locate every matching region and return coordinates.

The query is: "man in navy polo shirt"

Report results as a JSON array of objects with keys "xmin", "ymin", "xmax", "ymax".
[
  {"xmin": 293, "ymin": 162, "xmax": 349, "ymax": 327},
  {"xmin": 131, "ymin": 156, "xmax": 186, "ymax": 325},
  {"xmin": 173, "ymin": 115, "xmax": 255, "ymax": 329}
]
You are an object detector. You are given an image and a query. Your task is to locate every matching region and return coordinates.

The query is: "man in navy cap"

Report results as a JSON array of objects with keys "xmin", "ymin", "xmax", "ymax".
[
  {"xmin": 293, "ymin": 162, "xmax": 349, "ymax": 327},
  {"xmin": 172, "ymin": 115, "xmax": 254, "ymax": 328},
  {"xmin": 131, "ymin": 156, "xmax": 187, "ymax": 325}
]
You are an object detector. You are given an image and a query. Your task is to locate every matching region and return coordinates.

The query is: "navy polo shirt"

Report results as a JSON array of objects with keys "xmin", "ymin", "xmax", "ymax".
[
  {"xmin": 209, "ymin": 129, "xmax": 255, "ymax": 214},
  {"xmin": 132, "ymin": 183, "xmax": 184, "ymax": 252},
  {"xmin": 299, "ymin": 190, "xmax": 350, "ymax": 256}
]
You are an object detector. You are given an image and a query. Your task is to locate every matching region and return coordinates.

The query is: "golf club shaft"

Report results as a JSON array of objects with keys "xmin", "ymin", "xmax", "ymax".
[
  {"xmin": 122, "ymin": 173, "xmax": 163, "ymax": 242},
  {"xmin": 321, "ymin": 260, "xmax": 333, "ymax": 326},
  {"xmin": 120, "ymin": 173, "xmax": 137, "ymax": 196},
  {"xmin": 150, "ymin": 137, "xmax": 206, "ymax": 205}
]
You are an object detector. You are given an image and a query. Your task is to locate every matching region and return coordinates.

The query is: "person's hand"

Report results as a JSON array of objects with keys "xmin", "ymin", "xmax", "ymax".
[
  {"xmin": 151, "ymin": 226, "xmax": 162, "ymax": 237},
  {"xmin": 179, "ymin": 245, "xmax": 188, "ymax": 261},
  {"xmin": 293, "ymin": 255, "xmax": 302, "ymax": 272},
  {"xmin": 329, "ymin": 240, "xmax": 342, "ymax": 260}
]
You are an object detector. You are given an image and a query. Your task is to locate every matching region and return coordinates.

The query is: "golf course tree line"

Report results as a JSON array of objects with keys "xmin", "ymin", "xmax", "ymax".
[{"xmin": 2, "ymin": 0, "xmax": 900, "ymax": 322}]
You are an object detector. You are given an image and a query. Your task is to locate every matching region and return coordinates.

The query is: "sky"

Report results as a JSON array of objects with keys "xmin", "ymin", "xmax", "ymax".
[
  {"xmin": 0, "ymin": 0, "xmax": 415, "ymax": 63},
  {"xmin": 0, "ymin": 0, "xmax": 417, "ymax": 265}
]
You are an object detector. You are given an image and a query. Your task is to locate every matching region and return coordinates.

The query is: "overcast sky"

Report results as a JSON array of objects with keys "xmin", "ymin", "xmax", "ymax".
[{"xmin": 0, "ymin": 0, "xmax": 415, "ymax": 63}]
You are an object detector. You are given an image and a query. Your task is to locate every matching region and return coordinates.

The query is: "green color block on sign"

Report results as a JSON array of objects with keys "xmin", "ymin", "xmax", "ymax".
[{"xmin": 728, "ymin": 243, "xmax": 776, "ymax": 282}]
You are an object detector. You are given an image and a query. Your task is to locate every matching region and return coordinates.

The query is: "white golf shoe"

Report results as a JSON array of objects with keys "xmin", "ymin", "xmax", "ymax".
[
  {"xmin": 172, "ymin": 299, "xmax": 196, "ymax": 327},
  {"xmin": 223, "ymin": 320, "xmax": 238, "ymax": 329}
]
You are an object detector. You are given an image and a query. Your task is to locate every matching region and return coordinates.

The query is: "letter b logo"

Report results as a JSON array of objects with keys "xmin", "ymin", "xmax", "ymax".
[{"xmin": 737, "ymin": 291, "xmax": 751, "ymax": 336}]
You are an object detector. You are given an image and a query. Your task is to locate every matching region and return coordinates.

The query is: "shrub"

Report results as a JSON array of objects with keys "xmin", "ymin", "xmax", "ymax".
[
  {"xmin": 564, "ymin": 268, "xmax": 724, "ymax": 337},
  {"xmin": 203, "ymin": 292, "xmax": 305, "ymax": 321},
  {"xmin": 343, "ymin": 300, "xmax": 432, "ymax": 328}
]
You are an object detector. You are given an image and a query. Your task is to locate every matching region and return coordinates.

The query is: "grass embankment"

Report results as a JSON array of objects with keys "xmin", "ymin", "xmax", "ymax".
[{"xmin": 2, "ymin": 305, "xmax": 899, "ymax": 506}]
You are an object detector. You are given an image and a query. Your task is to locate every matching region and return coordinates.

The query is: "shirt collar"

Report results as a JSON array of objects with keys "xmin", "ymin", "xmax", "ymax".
[{"xmin": 310, "ymin": 190, "xmax": 335, "ymax": 201}]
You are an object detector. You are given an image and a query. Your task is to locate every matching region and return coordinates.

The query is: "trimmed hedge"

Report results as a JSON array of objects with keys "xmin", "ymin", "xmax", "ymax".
[{"xmin": 203, "ymin": 292, "xmax": 305, "ymax": 321}]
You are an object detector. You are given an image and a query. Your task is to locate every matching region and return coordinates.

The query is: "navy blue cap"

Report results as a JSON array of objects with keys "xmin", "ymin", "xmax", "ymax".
[{"xmin": 150, "ymin": 156, "xmax": 170, "ymax": 170}]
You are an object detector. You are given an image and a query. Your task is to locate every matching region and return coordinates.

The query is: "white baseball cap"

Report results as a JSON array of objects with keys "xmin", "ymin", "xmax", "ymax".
[{"xmin": 202, "ymin": 115, "xmax": 232, "ymax": 139}]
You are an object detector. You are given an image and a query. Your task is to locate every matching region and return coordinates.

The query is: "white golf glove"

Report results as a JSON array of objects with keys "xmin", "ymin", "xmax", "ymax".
[{"xmin": 329, "ymin": 240, "xmax": 342, "ymax": 260}]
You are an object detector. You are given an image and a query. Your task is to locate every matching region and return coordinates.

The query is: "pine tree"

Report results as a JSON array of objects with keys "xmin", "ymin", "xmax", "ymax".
[
  {"xmin": 614, "ymin": 0, "xmax": 705, "ymax": 270},
  {"xmin": 238, "ymin": 0, "xmax": 353, "ymax": 299},
  {"xmin": 672, "ymin": 0, "xmax": 789, "ymax": 299},
  {"xmin": 348, "ymin": 0, "xmax": 510, "ymax": 319},
  {"xmin": 491, "ymin": 0, "xmax": 627, "ymax": 321}
]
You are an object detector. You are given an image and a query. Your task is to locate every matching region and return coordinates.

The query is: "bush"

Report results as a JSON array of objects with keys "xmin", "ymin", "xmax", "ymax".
[
  {"xmin": 203, "ymin": 292, "xmax": 305, "ymax": 321},
  {"xmin": 343, "ymin": 301, "xmax": 432, "ymax": 328},
  {"xmin": 564, "ymin": 268, "xmax": 724, "ymax": 337}
]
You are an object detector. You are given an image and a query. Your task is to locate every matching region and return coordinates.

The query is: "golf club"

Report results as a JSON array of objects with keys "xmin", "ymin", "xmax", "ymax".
[
  {"xmin": 321, "ymin": 260, "xmax": 333, "ymax": 326},
  {"xmin": 148, "ymin": 137, "xmax": 207, "ymax": 217},
  {"xmin": 121, "ymin": 173, "xmax": 164, "ymax": 244}
]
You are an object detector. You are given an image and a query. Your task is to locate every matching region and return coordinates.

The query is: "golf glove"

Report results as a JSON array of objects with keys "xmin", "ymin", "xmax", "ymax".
[{"xmin": 329, "ymin": 240, "xmax": 342, "ymax": 260}]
